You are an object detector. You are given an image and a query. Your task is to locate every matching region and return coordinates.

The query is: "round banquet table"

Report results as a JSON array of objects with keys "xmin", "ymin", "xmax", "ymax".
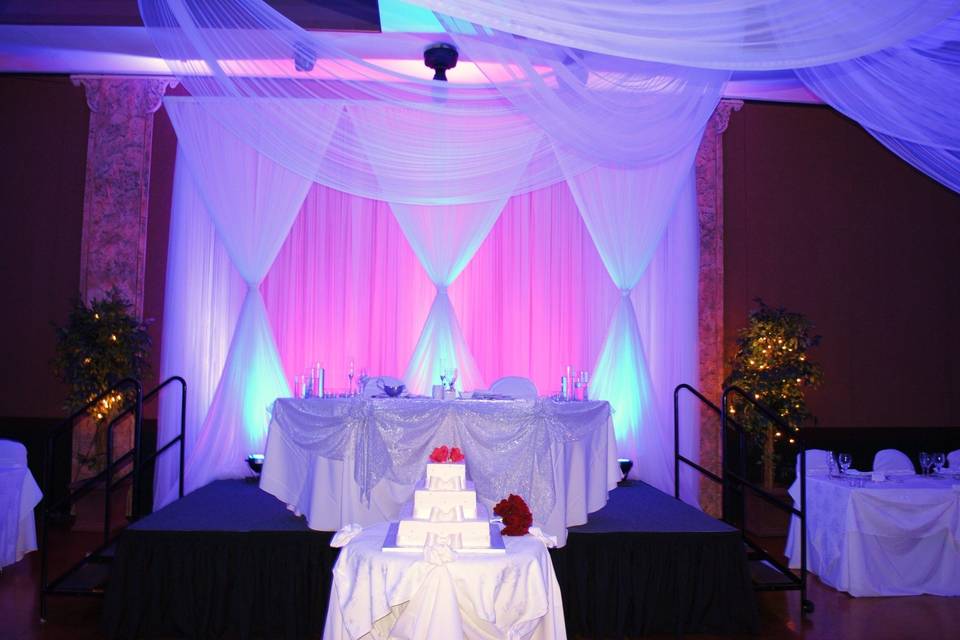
[{"xmin": 323, "ymin": 522, "xmax": 566, "ymax": 640}]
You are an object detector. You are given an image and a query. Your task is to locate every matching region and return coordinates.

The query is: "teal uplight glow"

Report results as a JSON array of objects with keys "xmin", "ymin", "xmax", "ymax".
[
  {"xmin": 378, "ymin": 0, "xmax": 445, "ymax": 32},
  {"xmin": 589, "ymin": 296, "xmax": 660, "ymax": 480}
]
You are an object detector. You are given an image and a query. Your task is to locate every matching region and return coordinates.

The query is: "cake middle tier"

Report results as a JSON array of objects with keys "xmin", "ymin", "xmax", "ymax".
[{"xmin": 412, "ymin": 480, "xmax": 478, "ymax": 520}]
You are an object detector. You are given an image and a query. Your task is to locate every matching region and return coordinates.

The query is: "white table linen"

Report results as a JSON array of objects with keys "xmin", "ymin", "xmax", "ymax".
[
  {"xmin": 0, "ymin": 440, "xmax": 42, "ymax": 569},
  {"xmin": 785, "ymin": 473, "xmax": 960, "ymax": 596},
  {"xmin": 260, "ymin": 397, "xmax": 620, "ymax": 547},
  {"xmin": 323, "ymin": 522, "xmax": 566, "ymax": 640}
]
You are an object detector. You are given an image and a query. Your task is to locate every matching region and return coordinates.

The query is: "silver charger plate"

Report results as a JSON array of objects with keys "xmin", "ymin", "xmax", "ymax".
[{"xmin": 381, "ymin": 522, "xmax": 507, "ymax": 555}]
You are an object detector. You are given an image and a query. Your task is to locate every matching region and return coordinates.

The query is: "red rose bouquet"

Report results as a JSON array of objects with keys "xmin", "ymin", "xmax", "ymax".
[
  {"xmin": 493, "ymin": 494, "xmax": 533, "ymax": 536},
  {"xmin": 429, "ymin": 445, "xmax": 465, "ymax": 463}
]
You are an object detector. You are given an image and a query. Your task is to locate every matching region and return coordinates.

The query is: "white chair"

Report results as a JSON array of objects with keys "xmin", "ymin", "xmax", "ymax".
[
  {"xmin": 0, "ymin": 439, "xmax": 42, "ymax": 569},
  {"xmin": 948, "ymin": 449, "xmax": 960, "ymax": 470},
  {"xmin": 489, "ymin": 376, "xmax": 538, "ymax": 399},
  {"xmin": 796, "ymin": 448, "xmax": 833, "ymax": 475},
  {"xmin": 361, "ymin": 375, "xmax": 405, "ymax": 397},
  {"xmin": 872, "ymin": 448, "xmax": 915, "ymax": 473}
]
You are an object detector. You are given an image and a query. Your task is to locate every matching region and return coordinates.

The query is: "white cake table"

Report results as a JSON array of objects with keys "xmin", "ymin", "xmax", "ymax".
[
  {"xmin": 785, "ymin": 473, "xmax": 960, "ymax": 596},
  {"xmin": 323, "ymin": 522, "xmax": 566, "ymax": 640},
  {"xmin": 260, "ymin": 397, "xmax": 620, "ymax": 547},
  {"xmin": 0, "ymin": 440, "xmax": 42, "ymax": 569}
]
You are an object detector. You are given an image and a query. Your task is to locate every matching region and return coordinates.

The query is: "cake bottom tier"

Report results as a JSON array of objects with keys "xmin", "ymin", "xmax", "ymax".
[{"xmin": 396, "ymin": 518, "xmax": 491, "ymax": 548}]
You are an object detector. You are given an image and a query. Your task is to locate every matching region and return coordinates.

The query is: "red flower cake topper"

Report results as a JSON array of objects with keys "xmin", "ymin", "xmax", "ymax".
[
  {"xmin": 493, "ymin": 494, "xmax": 533, "ymax": 536},
  {"xmin": 429, "ymin": 445, "xmax": 466, "ymax": 463}
]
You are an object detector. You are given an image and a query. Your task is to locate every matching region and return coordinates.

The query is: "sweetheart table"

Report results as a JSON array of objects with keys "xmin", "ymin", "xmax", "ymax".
[{"xmin": 259, "ymin": 396, "xmax": 620, "ymax": 547}]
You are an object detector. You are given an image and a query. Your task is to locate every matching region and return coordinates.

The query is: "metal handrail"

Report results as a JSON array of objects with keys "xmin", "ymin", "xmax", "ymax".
[
  {"xmin": 674, "ymin": 383, "xmax": 813, "ymax": 614},
  {"xmin": 39, "ymin": 376, "xmax": 187, "ymax": 621}
]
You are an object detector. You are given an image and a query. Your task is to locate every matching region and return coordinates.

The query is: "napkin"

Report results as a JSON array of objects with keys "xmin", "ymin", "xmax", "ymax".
[
  {"xmin": 871, "ymin": 471, "xmax": 886, "ymax": 482},
  {"xmin": 330, "ymin": 523, "xmax": 363, "ymax": 547},
  {"xmin": 526, "ymin": 526, "xmax": 558, "ymax": 548}
]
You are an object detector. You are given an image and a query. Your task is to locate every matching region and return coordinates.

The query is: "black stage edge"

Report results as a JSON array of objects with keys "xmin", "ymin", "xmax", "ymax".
[
  {"xmin": 550, "ymin": 480, "xmax": 758, "ymax": 637},
  {"xmin": 104, "ymin": 480, "xmax": 340, "ymax": 640},
  {"xmin": 105, "ymin": 480, "xmax": 757, "ymax": 639}
]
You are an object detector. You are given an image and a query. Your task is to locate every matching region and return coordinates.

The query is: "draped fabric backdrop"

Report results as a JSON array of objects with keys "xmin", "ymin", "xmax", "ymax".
[{"xmin": 156, "ymin": 153, "xmax": 701, "ymax": 505}]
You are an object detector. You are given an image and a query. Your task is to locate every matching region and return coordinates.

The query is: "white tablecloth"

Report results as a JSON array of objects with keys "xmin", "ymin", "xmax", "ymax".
[
  {"xmin": 0, "ymin": 459, "xmax": 42, "ymax": 569},
  {"xmin": 260, "ymin": 397, "xmax": 620, "ymax": 547},
  {"xmin": 323, "ymin": 522, "xmax": 566, "ymax": 640},
  {"xmin": 785, "ymin": 473, "xmax": 960, "ymax": 596}
]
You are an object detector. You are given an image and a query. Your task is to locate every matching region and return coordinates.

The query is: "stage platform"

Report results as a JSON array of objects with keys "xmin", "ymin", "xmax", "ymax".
[{"xmin": 104, "ymin": 479, "xmax": 757, "ymax": 638}]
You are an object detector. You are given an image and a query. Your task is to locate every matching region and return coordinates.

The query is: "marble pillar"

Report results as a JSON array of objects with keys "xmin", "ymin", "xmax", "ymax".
[
  {"xmin": 72, "ymin": 75, "xmax": 177, "ymax": 318},
  {"xmin": 68, "ymin": 77, "xmax": 176, "ymax": 509},
  {"xmin": 694, "ymin": 99, "xmax": 742, "ymax": 515}
]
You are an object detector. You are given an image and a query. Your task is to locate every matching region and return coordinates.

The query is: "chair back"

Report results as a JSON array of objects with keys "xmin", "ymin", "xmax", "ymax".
[
  {"xmin": 872, "ymin": 448, "xmax": 915, "ymax": 472},
  {"xmin": 948, "ymin": 449, "xmax": 960, "ymax": 470},
  {"xmin": 489, "ymin": 376, "xmax": 538, "ymax": 399},
  {"xmin": 362, "ymin": 376, "xmax": 405, "ymax": 398},
  {"xmin": 0, "ymin": 439, "xmax": 27, "ymax": 467},
  {"xmin": 796, "ymin": 449, "xmax": 832, "ymax": 475}
]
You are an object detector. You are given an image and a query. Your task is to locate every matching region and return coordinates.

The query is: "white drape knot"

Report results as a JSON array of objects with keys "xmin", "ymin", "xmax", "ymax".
[
  {"xmin": 435, "ymin": 284, "xmax": 449, "ymax": 296},
  {"xmin": 620, "ymin": 288, "xmax": 633, "ymax": 298}
]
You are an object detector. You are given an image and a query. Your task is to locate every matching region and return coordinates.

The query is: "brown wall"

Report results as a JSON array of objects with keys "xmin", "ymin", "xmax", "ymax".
[
  {"xmin": 0, "ymin": 75, "xmax": 175, "ymax": 418},
  {"xmin": 723, "ymin": 102, "xmax": 960, "ymax": 427}
]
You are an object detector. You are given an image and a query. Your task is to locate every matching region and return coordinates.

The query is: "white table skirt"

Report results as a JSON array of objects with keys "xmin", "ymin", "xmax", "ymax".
[
  {"xmin": 786, "ymin": 473, "xmax": 960, "ymax": 596},
  {"xmin": 0, "ymin": 463, "xmax": 42, "ymax": 569},
  {"xmin": 323, "ymin": 522, "xmax": 566, "ymax": 640},
  {"xmin": 260, "ymin": 397, "xmax": 620, "ymax": 547}
]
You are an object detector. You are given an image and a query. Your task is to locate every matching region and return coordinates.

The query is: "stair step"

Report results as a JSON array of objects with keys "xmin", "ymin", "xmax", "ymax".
[
  {"xmin": 749, "ymin": 559, "xmax": 798, "ymax": 590},
  {"xmin": 50, "ymin": 562, "xmax": 111, "ymax": 594}
]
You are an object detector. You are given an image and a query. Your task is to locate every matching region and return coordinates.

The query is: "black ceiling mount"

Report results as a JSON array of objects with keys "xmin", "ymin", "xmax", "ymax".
[{"xmin": 423, "ymin": 43, "xmax": 458, "ymax": 81}]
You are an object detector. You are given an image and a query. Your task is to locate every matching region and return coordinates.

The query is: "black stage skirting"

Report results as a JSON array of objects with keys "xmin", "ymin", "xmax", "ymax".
[
  {"xmin": 551, "ymin": 480, "xmax": 757, "ymax": 637},
  {"xmin": 105, "ymin": 479, "xmax": 756, "ymax": 639}
]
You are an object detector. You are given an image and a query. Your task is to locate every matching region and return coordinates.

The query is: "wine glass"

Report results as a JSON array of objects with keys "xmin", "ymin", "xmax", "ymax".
[
  {"xmin": 448, "ymin": 368, "xmax": 458, "ymax": 391},
  {"xmin": 919, "ymin": 451, "xmax": 931, "ymax": 476},
  {"xmin": 933, "ymin": 452, "xmax": 946, "ymax": 475},
  {"xmin": 347, "ymin": 360, "xmax": 355, "ymax": 396},
  {"xmin": 439, "ymin": 368, "xmax": 447, "ymax": 390},
  {"xmin": 825, "ymin": 451, "xmax": 836, "ymax": 475},
  {"xmin": 837, "ymin": 452, "xmax": 852, "ymax": 475}
]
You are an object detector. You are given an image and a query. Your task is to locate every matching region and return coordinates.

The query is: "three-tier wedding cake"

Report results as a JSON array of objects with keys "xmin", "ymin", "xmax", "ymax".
[
  {"xmin": 395, "ymin": 460, "xmax": 492, "ymax": 548},
  {"xmin": 382, "ymin": 445, "xmax": 505, "ymax": 553}
]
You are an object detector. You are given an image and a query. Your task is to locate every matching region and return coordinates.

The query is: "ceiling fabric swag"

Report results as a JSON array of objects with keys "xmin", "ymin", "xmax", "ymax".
[
  {"xmin": 410, "ymin": 0, "xmax": 960, "ymax": 69},
  {"xmin": 138, "ymin": 0, "xmax": 590, "ymax": 203},
  {"xmin": 434, "ymin": 14, "xmax": 728, "ymax": 165},
  {"xmin": 796, "ymin": 13, "xmax": 960, "ymax": 193},
  {"xmin": 164, "ymin": 99, "xmax": 321, "ymax": 490}
]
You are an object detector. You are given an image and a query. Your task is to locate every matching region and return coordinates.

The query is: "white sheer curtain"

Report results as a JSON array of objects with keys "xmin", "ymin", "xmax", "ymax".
[
  {"xmin": 391, "ymin": 200, "xmax": 508, "ymax": 394},
  {"xmin": 155, "ymin": 150, "xmax": 247, "ymax": 508},
  {"xmin": 411, "ymin": 0, "xmax": 959, "ymax": 68},
  {"xmin": 797, "ymin": 13, "xmax": 960, "ymax": 193},
  {"xmin": 559, "ymin": 139, "xmax": 701, "ymax": 490},
  {"xmin": 164, "ymin": 99, "xmax": 325, "ymax": 491}
]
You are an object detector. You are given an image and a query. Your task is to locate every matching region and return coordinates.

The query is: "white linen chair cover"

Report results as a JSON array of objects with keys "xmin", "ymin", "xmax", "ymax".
[
  {"xmin": 872, "ymin": 449, "xmax": 915, "ymax": 473},
  {"xmin": 489, "ymin": 376, "xmax": 539, "ymax": 399},
  {"xmin": 798, "ymin": 449, "xmax": 833, "ymax": 475},
  {"xmin": 361, "ymin": 376, "xmax": 406, "ymax": 398},
  {"xmin": 0, "ymin": 439, "xmax": 42, "ymax": 569},
  {"xmin": 947, "ymin": 449, "xmax": 959, "ymax": 470}
]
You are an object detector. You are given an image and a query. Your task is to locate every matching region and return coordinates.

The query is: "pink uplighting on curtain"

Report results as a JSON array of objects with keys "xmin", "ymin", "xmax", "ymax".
[{"xmin": 262, "ymin": 181, "xmax": 618, "ymax": 398}]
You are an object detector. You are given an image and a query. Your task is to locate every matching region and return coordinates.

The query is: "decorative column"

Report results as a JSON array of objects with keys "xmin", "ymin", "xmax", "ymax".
[
  {"xmin": 695, "ymin": 99, "xmax": 742, "ymax": 516},
  {"xmin": 72, "ymin": 75, "xmax": 178, "ymax": 318},
  {"xmin": 68, "ymin": 77, "xmax": 176, "ymax": 524}
]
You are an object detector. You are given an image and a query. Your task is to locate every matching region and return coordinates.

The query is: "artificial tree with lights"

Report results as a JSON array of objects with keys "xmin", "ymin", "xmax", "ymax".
[
  {"xmin": 724, "ymin": 299, "xmax": 822, "ymax": 487},
  {"xmin": 53, "ymin": 288, "xmax": 151, "ymax": 478}
]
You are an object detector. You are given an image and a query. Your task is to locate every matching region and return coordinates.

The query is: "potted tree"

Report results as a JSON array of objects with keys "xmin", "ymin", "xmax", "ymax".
[
  {"xmin": 724, "ymin": 299, "xmax": 822, "ymax": 490},
  {"xmin": 52, "ymin": 288, "xmax": 150, "ymax": 527}
]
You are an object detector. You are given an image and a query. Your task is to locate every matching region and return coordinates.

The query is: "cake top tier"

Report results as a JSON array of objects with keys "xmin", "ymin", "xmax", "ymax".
[{"xmin": 425, "ymin": 462, "xmax": 466, "ymax": 490}]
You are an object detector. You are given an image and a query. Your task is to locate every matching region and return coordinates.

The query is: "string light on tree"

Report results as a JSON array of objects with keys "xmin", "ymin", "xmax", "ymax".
[{"xmin": 724, "ymin": 299, "xmax": 823, "ymax": 487}]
